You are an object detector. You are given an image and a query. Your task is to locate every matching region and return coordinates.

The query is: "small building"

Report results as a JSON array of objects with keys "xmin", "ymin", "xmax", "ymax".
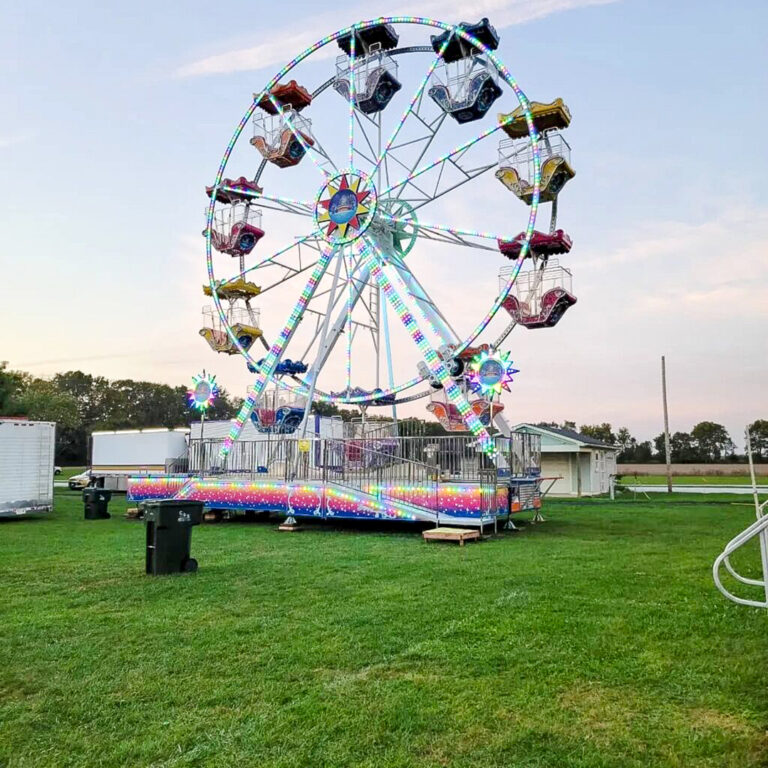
[{"xmin": 513, "ymin": 424, "xmax": 618, "ymax": 496}]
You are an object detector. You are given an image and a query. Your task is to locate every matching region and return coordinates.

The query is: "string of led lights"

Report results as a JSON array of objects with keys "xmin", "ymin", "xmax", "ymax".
[
  {"xmin": 204, "ymin": 17, "xmax": 543, "ymax": 454},
  {"xmin": 378, "ymin": 117, "xmax": 516, "ymax": 200},
  {"xmin": 369, "ymin": 34, "xmax": 452, "ymax": 180},
  {"xmin": 345, "ymin": 246, "xmax": 353, "ymax": 392},
  {"xmin": 348, "ymin": 31, "xmax": 356, "ymax": 171},
  {"xmin": 219, "ymin": 232, "xmax": 321, "ymax": 286},
  {"xmin": 265, "ymin": 91, "xmax": 336, "ymax": 179},
  {"xmin": 221, "ymin": 243, "xmax": 335, "ymax": 456},
  {"xmin": 217, "ymin": 187, "xmax": 315, "ymax": 214}
]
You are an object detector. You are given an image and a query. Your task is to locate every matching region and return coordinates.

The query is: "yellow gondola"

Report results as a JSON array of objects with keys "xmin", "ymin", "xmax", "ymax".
[
  {"xmin": 199, "ymin": 323, "xmax": 263, "ymax": 355},
  {"xmin": 202, "ymin": 278, "xmax": 261, "ymax": 301},
  {"xmin": 498, "ymin": 97, "xmax": 571, "ymax": 139},
  {"xmin": 496, "ymin": 155, "xmax": 575, "ymax": 204}
]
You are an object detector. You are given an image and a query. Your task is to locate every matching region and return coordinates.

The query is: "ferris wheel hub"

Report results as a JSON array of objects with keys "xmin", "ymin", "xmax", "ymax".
[{"xmin": 314, "ymin": 171, "xmax": 377, "ymax": 246}]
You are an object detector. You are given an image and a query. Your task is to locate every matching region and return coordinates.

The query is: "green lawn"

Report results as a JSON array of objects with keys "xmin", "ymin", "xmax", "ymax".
[
  {"xmin": 619, "ymin": 474, "xmax": 767, "ymax": 486},
  {"xmin": 1, "ymin": 491, "xmax": 767, "ymax": 768}
]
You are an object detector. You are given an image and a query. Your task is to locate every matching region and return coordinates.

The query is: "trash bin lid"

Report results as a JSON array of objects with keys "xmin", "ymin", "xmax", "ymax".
[{"xmin": 142, "ymin": 499, "xmax": 204, "ymax": 525}]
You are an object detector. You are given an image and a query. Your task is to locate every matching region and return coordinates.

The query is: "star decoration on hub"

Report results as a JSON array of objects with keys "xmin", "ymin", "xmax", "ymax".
[
  {"xmin": 316, "ymin": 172, "xmax": 374, "ymax": 243},
  {"xmin": 466, "ymin": 350, "xmax": 519, "ymax": 397}
]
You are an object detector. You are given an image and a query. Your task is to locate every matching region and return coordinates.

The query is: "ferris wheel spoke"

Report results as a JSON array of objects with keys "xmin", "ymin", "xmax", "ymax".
[
  {"xmin": 380, "ymin": 213, "xmax": 511, "ymax": 252},
  {"xmin": 381, "ymin": 119, "xmax": 507, "ymax": 202},
  {"xmin": 351, "ymin": 111, "xmax": 379, "ymax": 168},
  {"xmin": 215, "ymin": 186, "xmax": 316, "ymax": 219},
  {"xmin": 362, "ymin": 232, "xmax": 458, "ymax": 347},
  {"xmin": 405, "ymin": 157, "xmax": 498, "ymax": 213},
  {"xmin": 354, "ymin": 234, "xmax": 495, "ymax": 452},
  {"xmin": 218, "ymin": 231, "xmax": 322, "ymax": 286},
  {"xmin": 296, "ymin": 245, "xmax": 373, "ymax": 377},
  {"xmin": 220, "ymin": 242, "xmax": 335, "ymax": 456},
  {"xmin": 347, "ymin": 26, "xmax": 357, "ymax": 170},
  {"xmin": 369, "ymin": 33, "xmax": 453, "ymax": 179},
  {"xmin": 265, "ymin": 92, "xmax": 337, "ymax": 178}
]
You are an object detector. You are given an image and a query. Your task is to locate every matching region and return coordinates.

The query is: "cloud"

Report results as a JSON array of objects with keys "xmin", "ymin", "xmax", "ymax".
[
  {"xmin": 0, "ymin": 135, "xmax": 27, "ymax": 149},
  {"xmin": 175, "ymin": 0, "xmax": 616, "ymax": 78},
  {"xmin": 582, "ymin": 204, "xmax": 768, "ymax": 319}
]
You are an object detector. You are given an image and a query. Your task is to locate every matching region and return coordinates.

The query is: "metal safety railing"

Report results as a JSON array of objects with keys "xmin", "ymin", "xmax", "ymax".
[
  {"xmin": 713, "ymin": 430, "xmax": 768, "ymax": 609},
  {"xmin": 322, "ymin": 437, "xmax": 440, "ymax": 517},
  {"xmin": 187, "ymin": 433, "xmax": 540, "ymax": 484},
  {"xmin": 713, "ymin": 515, "xmax": 768, "ymax": 608}
]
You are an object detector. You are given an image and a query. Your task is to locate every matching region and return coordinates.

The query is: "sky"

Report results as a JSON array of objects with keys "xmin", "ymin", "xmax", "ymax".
[{"xmin": 1, "ymin": 0, "xmax": 766, "ymax": 445}]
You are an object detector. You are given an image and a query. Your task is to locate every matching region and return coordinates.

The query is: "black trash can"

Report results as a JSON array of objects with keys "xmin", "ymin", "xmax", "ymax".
[
  {"xmin": 83, "ymin": 488, "xmax": 112, "ymax": 520},
  {"xmin": 143, "ymin": 500, "xmax": 203, "ymax": 575}
]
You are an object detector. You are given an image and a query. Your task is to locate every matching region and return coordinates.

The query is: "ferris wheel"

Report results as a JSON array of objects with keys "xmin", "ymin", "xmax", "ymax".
[{"xmin": 201, "ymin": 16, "xmax": 577, "ymax": 456}]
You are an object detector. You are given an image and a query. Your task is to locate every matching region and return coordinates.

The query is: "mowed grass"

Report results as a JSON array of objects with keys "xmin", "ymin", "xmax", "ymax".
[
  {"xmin": 619, "ymin": 474, "xmax": 768, "ymax": 486},
  {"xmin": 1, "ymin": 491, "xmax": 767, "ymax": 768}
]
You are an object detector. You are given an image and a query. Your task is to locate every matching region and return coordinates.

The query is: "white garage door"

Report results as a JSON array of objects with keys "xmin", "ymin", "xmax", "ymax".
[{"xmin": 542, "ymin": 454, "xmax": 572, "ymax": 495}]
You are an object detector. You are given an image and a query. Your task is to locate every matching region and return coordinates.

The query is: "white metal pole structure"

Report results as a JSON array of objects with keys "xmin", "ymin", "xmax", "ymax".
[
  {"xmin": 188, "ymin": 371, "xmax": 218, "ymax": 477},
  {"xmin": 661, "ymin": 355, "xmax": 672, "ymax": 493},
  {"xmin": 712, "ymin": 428, "xmax": 768, "ymax": 608},
  {"xmin": 200, "ymin": 410, "xmax": 206, "ymax": 475}
]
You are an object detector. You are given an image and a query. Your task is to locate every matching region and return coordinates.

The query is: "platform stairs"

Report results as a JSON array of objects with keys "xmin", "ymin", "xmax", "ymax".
[
  {"xmin": 319, "ymin": 438, "xmax": 443, "ymax": 523},
  {"xmin": 713, "ymin": 432, "xmax": 768, "ymax": 609}
]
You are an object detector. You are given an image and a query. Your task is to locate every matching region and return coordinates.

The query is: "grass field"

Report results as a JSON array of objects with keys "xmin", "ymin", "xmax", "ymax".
[
  {"xmin": 1, "ymin": 491, "xmax": 767, "ymax": 767},
  {"xmin": 619, "ymin": 474, "xmax": 767, "ymax": 486}
]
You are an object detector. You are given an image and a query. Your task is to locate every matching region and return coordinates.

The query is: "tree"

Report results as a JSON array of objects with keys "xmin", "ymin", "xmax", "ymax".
[
  {"xmin": 633, "ymin": 440, "xmax": 653, "ymax": 462},
  {"xmin": 747, "ymin": 420, "xmax": 768, "ymax": 459},
  {"xmin": 691, "ymin": 421, "xmax": 734, "ymax": 461},
  {"xmin": 615, "ymin": 426, "xmax": 634, "ymax": 458},
  {"xmin": 579, "ymin": 423, "xmax": 616, "ymax": 445},
  {"xmin": 653, "ymin": 430, "xmax": 702, "ymax": 462},
  {"xmin": 14, "ymin": 380, "xmax": 79, "ymax": 428},
  {"xmin": 670, "ymin": 431, "xmax": 701, "ymax": 462},
  {"xmin": 0, "ymin": 362, "xmax": 30, "ymax": 415},
  {"xmin": 561, "ymin": 420, "xmax": 577, "ymax": 431}
]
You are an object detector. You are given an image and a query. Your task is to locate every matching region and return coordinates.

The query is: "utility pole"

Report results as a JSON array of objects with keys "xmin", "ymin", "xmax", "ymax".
[{"xmin": 661, "ymin": 355, "xmax": 672, "ymax": 493}]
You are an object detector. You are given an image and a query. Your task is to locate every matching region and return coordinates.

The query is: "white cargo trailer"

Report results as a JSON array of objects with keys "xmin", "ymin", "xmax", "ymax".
[
  {"xmin": 0, "ymin": 419, "xmax": 56, "ymax": 517},
  {"xmin": 90, "ymin": 428, "xmax": 189, "ymax": 491}
]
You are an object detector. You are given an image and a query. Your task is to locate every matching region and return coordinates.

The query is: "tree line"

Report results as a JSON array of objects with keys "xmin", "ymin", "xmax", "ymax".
[
  {"xmin": 536, "ymin": 420, "xmax": 768, "ymax": 463},
  {"xmin": 0, "ymin": 364, "xmax": 241, "ymax": 463},
  {"xmin": 2, "ymin": 363, "xmax": 766, "ymax": 464}
]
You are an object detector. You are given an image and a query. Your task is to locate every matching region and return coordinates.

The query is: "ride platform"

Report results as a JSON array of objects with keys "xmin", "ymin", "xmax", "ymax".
[
  {"xmin": 127, "ymin": 434, "xmax": 543, "ymax": 530},
  {"xmin": 127, "ymin": 475, "xmax": 508, "ymax": 528}
]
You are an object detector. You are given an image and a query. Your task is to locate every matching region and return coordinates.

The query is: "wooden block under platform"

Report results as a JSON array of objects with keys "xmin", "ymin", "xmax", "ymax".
[
  {"xmin": 124, "ymin": 507, "xmax": 141, "ymax": 520},
  {"xmin": 422, "ymin": 527, "xmax": 481, "ymax": 546},
  {"xmin": 278, "ymin": 522, "xmax": 302, "ymax": 532}
]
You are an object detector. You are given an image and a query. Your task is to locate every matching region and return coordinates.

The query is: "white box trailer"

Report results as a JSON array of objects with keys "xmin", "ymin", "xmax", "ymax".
[
  {"xmin": 90, "ymin": 428, "xmax": 189, "ymax": 491},
  {"xmin": 0, "ymin": 419, "xmax": 55, "ymax": 517}
]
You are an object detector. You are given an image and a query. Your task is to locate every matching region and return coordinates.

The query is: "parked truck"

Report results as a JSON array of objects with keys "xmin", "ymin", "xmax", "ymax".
[
  {"xmin": 69, "ymin": 428, "xmax": 190, "ymax": 492},
  {"xmin": 0, "ymin": 418, "xmax": 56, "ymax": 517}
]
